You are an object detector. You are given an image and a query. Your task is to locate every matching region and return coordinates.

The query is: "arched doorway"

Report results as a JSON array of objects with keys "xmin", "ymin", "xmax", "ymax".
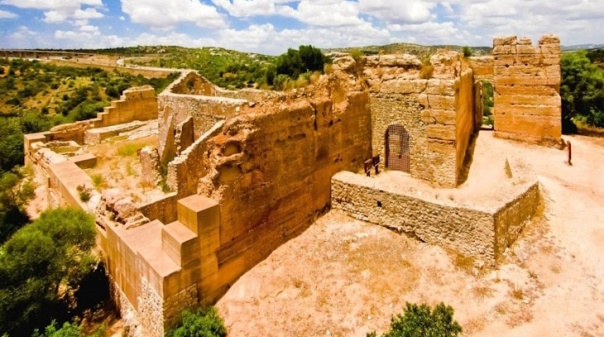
[{"xmin": 385, "ymin": 124, "xmax": 410, "ymax": 173}]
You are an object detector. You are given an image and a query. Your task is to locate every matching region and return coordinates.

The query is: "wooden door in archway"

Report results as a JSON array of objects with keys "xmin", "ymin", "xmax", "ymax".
[{"xmin": 385, "ymin": 124, "xmax": 410, "ymax": 173}]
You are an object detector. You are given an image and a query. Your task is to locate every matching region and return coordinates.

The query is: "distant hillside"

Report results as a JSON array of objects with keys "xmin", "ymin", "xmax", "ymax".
[
  {"xmin": 324, "ymin": 43, "xmax": 492, "ymax": 59},
  {"xmin": 562, "ymin": 44, "xmax": 604, "ymax": 51}
]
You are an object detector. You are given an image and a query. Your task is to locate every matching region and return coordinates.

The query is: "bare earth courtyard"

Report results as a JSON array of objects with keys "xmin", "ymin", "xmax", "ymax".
[{"xmin": 216, "ymin": 132, "xmax": 604, "ymax": 337}]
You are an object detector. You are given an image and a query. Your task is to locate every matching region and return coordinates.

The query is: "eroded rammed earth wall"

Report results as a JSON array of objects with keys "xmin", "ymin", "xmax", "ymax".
[{"xmin": 493, "ymin": 35, "xmax": 561, "ymax": 144}]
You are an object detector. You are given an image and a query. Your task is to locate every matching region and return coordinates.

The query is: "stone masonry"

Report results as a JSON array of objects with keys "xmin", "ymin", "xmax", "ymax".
[{"xmin": 493, "ymin": 35, "xmax": 562, "ymax": 144}]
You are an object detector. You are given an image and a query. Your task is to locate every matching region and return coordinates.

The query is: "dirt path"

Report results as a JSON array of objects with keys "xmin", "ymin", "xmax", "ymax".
[{"xmin": 216, "ymin": 132, "xmax": 604, "ymax": 337}]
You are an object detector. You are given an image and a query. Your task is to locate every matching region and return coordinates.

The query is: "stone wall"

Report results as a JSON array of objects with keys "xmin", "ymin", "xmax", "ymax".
[
  {"xmin": 167, "ymin": 121, "xmax": 225, "ymax": 197},
  {"xmin": 95, "ymin": 86, "xmax": 158, "ymax": 128},
  {"xmin": 455, "ymin": 68, "xmax": 477, "ymax": 184},
  {"xmin": 157, "ymin": 93, "xmax": 246, "ymax": 164},
  {"xmin": 493, "ymin": 35, "xmax": 561, "ymax": 144},
  {"xmin": 196, "ymin": 69, "xmax": 372, "ymax": 300},
  {"xmin": 362, "ymin": 51, "xmax": 472, "ymax": 187},
  {"xmin": 331, "ymin": 171, "xmax": 541, "ymax": 264},
  {"xmin": 468, "ymin": 56, "xmax": 494, "ymax": 82}
]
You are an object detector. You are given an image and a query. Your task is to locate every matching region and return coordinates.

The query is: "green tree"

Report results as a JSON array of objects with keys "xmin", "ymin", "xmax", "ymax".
[
  {"xmin": 0, "ymin": 168, "xmax": 35, "ymax": 244},
  {"xmin": 368, "ymin": 302, "xmax": 462, "ymax": 337},
  {"xmin": 166, "ymin": 307, "xmax": 227, "ymax": 337},
  {"xmin": 561, "ymin": 50, "xmax": 604, "ymax": 130},
  {"xmin": 462, "ymin": 46, "xmax": 473, "ymax": 57},
  {"xmin": 0, "ymin": 208, "xmax": 97, "ymax": 336},
  {"xmin": 31, "ymin": 320, "xmax": 82, "ymax": 337}
]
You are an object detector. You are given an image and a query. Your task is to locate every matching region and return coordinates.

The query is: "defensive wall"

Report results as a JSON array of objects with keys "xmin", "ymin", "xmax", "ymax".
[{"xmin": 22, "ymin": 35, "xmax": 560, "ymax": 336}]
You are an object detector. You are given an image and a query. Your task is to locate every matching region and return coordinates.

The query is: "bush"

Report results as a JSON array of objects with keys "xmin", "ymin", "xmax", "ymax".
[
  {"xmin": 166, "ymin": 307, "xmax": 227, "ymax": 337},
  {"xmin": 462, "ymin": 46, "xmax": 472, "ymax": 58},
  {"xmin": 368, "ymin": 302, "xmax": 462, "ymax": 337}
]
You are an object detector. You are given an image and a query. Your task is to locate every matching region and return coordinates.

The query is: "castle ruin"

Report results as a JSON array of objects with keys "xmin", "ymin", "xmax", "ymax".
[{"xmin": 23, "ymin": 35, "xmax": 561, "ymax": 336}]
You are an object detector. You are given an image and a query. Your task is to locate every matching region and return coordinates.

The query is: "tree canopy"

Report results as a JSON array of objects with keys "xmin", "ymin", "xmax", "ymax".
[
  {"xmin": 368, "ymin": 302, "xmax": 462, "ymax": 337},
  {"xmin": 561, "ymin": 50, "xmax": 604, "ymax": 130},
  {"xmin": 0, "ymin": 207, "xmax": 97, "ymax": 336}
]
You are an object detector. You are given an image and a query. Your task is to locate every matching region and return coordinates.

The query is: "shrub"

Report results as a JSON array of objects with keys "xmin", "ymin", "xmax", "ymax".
[
  {"xmin": 76, "ymin": 185, "xmax": 91, "ymax": 202},
  {"xmin": 166, "ymin": 307, "xmax": 227, "ymax": 337},
  {"xmin": 368, "ymin": 302, "xmax": 462, "ymax": 337},
  {"xmin": 462, "ymin": 46, "xmax": 473, "ymax": 58}
]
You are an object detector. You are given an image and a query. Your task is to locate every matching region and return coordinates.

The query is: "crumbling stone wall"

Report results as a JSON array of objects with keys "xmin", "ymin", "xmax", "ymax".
[
  {"xmin": 331, "ymin": 171, "xmax": 541, "ymax": 264},
  {"xmin": 196, "ymin": 68, "xmax": 372, "ymax": 301},
  {"xmin": 362, "ymin": 51, "xmax": 475, "ymax": 187},
  {"xmin": 95, "ymin": 85, "xmax": 158, "ymax": 128},
  {"xmin": 468, "ymin": 56, "xmax": 494, "ymax": 82},
  {"xmin": 157, "ymin": 91, "xmax": 246, "ymax": 164},
  {"xmin": 493, "ymin": 35, "xmax": 561, "ymax": 144}
]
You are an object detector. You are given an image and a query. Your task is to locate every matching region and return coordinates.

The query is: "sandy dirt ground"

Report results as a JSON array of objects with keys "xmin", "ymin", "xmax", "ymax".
[{"xmin": 216, "ymin": 132, "xmax": 604, "ymax": 337}]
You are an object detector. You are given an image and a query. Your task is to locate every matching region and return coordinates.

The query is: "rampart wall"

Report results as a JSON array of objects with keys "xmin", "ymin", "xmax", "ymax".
[
  {"xmin": 331, "ymin": 171, "xmax": 541, "ymax": 264},
  {"xmin": 493, "ymin": 35, "xmax": 561, "ymax": 144},
  {"xmin": 195, "ymin": 70, "xmax": 372, "ymax": 301}
]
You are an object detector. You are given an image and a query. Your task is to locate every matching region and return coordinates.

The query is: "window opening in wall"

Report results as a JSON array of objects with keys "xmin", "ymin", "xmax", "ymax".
[{"xmin": 385, "ymin": 124, "xmax": 410, "ymax": 173}]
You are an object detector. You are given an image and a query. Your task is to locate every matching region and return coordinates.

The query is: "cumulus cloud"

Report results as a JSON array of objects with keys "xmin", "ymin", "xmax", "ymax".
[
  {"xmin": 278, "ymin": 0, "xmax": 364, "ymax": 27},
  {"xmin": 0, "ymin": 9, "xmax": 17, "ymax": 18},
  {"xmin": 121, "ymin": 0, "xmax": 226, "ymax": 29},
  {"xmin": 358, "ymin": 0, "xmax": 436, "ymax": 24}
]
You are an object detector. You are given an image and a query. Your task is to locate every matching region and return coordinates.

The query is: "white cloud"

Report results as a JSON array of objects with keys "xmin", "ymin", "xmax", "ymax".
[
  {"xmin": 73, "ymin": 8, "xmax": 103, "ymax": 20},
  {"xmin": 43, "ymin": 10, "xmax": 69, "ymax": 23},
  {"xmin": 0, "ymin": 9, "xmax": 17, "ymax": 18},
  {"xmin": 278, "ymin": 0, "xmax": 364, "ymax": 27},
  {"xmin": 121, "ymin": 0, "xmax": 226, "ymax": 29},
  {"xmin": 358, "ymin": 0, "xmax": 436, "ymax": 24}
]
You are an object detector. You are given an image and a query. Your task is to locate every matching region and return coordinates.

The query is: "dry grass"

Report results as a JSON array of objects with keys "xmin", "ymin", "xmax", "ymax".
[
  {"xmin": 420, "ymin": 65, "xmax": 434, "ymax": 79},
  {"xmin": 472, "ymin": 285, "xmax": 495, "ymax": 299},
  {"xmin": 510, "ymin": 284, "xmax": 524, "ymax": 300},
  {"xmin": 453, "ymin": 253, "xmax": 475, "ymax": 273}
]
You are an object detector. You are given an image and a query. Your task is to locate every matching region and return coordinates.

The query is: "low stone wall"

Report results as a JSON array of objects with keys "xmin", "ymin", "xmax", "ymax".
[
  {"xmin": 331, "ymin": 171, "xmax": 540, "ymax": 264},
  {"xmin": 138, "ymin": 193, "xmax": 179, "ymax": 224}
]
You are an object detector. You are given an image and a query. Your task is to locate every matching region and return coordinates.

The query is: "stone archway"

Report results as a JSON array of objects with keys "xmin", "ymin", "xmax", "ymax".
[{"xmin": 385, "ymin": 124, "xmax": 410, "ymax": 173}]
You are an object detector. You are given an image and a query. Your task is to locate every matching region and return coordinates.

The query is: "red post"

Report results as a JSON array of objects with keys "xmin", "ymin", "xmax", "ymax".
[{"xmin": 567, "ymin": 140, "xmax": 572, "ymax": 166}]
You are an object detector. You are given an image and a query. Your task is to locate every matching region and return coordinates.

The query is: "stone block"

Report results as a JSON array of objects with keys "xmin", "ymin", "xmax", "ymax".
[
  {"xmin": 494, "ymin": 35, "xmax": 518, "ymax": 46},
  {"xmin": 427, "ymin": 124, "xmax": 456, "ymax": 141},
  {"xmin": 162, "ymin": 221, "xmax": 199, "ymax": 268},
  {"xmin": 177, "ymin": 196, "xmax": 221, "ymax": 256}
]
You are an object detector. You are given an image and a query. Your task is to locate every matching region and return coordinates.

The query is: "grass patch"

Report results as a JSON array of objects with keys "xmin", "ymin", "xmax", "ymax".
[
  {"xmin": 117, "ymin": 140, "xmax": 153, "ymax": 157},
  {"xmin": 91, "ymin": 173, "xmax": 105, "ymax": 188}
]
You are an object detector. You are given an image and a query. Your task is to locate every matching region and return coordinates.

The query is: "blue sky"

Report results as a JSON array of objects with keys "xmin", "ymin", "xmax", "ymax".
[{"xmin": 0, "ymin": 0, "xmax": 603, "ymax": 55}]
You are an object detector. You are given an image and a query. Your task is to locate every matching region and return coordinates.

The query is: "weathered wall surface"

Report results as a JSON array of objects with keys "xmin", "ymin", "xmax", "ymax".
[
  {"xmin": 468, "ymin": 56, "xmax": 494, "ymax": 82},
  {"xmin": 167, "ymin": 121, "xmax": 225, "ymax": 197},
  {"xmin": 331, "ymin": 171, "xmax": 541, "ymax": 264},
  {"xmin": 362, "ymin": 51, "xmax": 470, "ymax": 187},
  {"xmin": 95, "ymin": 86, "xmax": 158, "ymax": 128},
  {"xmin": 170, "ymin": 71, "xmax": 217, "ymax": 96},
  {"xmin": 157, "ymin": 93, "xmax": 246, "ymax": 164},
  {"xmin": 493, "ymin": 35, "xmax": 561, "ymax": 144},
  {"xmin": 196, "ymin": 70, "xmax": 372, "ymax": 300},
  {"xmin": 455, "ymin": 68, "xmax": 477, "ymax": 184}
]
